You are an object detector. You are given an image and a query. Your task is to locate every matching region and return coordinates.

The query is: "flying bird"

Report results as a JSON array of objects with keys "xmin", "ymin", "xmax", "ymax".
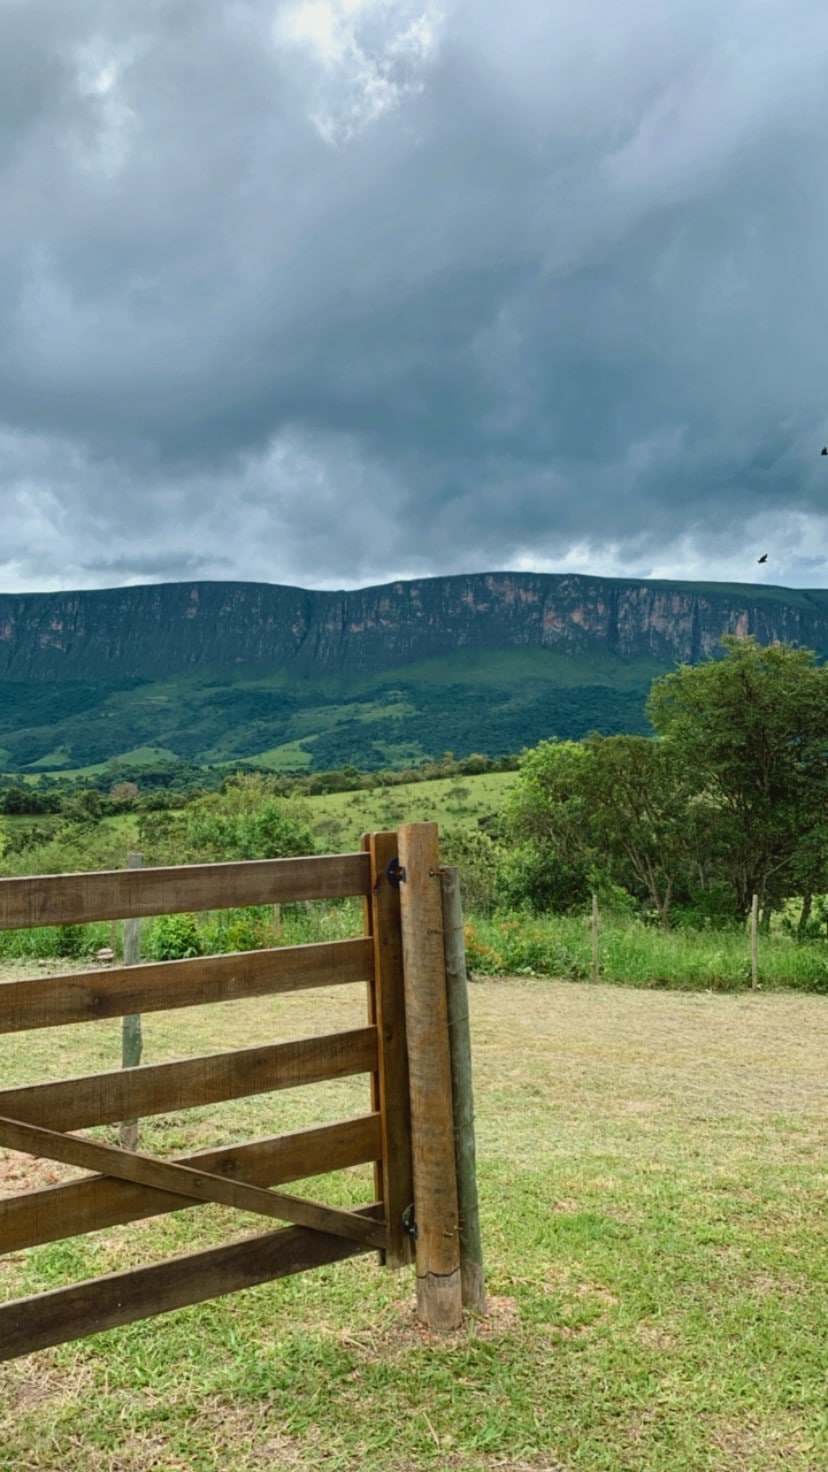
[
  {"xmin": 757, "ymin": 554, "xmax": 768, "ymax": 563},
  {"xmin": 822, "ymin": 447, "xmax": 828, "ymax": 455}
]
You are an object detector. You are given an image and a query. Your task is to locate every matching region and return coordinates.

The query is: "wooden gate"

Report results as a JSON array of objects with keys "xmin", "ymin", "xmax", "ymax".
[{"xmin": 0, "ymin": 823, "xmax": 468, "ymax": 1361}]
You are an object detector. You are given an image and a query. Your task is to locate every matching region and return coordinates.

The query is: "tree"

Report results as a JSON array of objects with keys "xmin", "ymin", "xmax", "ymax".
[
  {"xmin": 506, "ymin": 739, "xmax": 593, "ymax": 894},
  {"xmin": 575, "ymin": 734, "xmax": 697, "ymax": 926},
  {"xmin": 647, "ymin": 637, "xmax": 828, "ymax": 920},
  {"xmin": 506, "ymin": 735, "xmax": 696, "ymax": 924}
]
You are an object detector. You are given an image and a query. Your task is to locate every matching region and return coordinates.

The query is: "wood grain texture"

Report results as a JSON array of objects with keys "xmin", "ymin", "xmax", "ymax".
[
  {"xmin": 0, "ymin": 1206, "xmax": 383, "ymax": 1362},
  {"xmin": 0, "ymin": 938, "xmax": 374, "ymax": 1033},
  {"xmin": 441, "ymin": 866, "xmax": 486, "ymax": 1313},
  {"xmin": 0, "ymin": 852, "xmax": 370, "ymax": 930},
  {"xmin": 120, "ymin": 850, "xmax": 143, "ymax": 1151},
  {"xmin": 0, "ymin": 1027, "xmax": 378, "ymax": 1131},
  {"xmin": 363, "ymin": 830, "xmax": 413, "ymax": 1269},
  {"xmin": 0, "ymin": 1115, "xmax": 382, "ymax": 1253},
  {"xmin": 0, "ymin": 1115, "xmax": 387, "ymax": 1248},
  {"xmin": 397, "ymin": 823, "xmax": 462, "ymax": 1330}
]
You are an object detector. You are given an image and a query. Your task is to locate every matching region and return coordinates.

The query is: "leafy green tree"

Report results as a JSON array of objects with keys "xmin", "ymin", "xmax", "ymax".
[
  {"xmin": 60, "ymin": 789, "xmax": 103, "ymax": 824},
  {"xmin": 506, "ymin": 735, "xmax": 696, "ymax": 924},
  {"xmin": 576, "ymin": 734, "xmax": 697, "ymax": 925},
  {"xmin": 506, "ymin": 739, "xmax": 591, "ymax": 860},
  {"xmin": 648, "ymin": 637, "xmax": 828, "ymax": 920}
]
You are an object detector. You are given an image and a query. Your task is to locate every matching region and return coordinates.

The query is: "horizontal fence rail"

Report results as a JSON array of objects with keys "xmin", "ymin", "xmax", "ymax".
[
  {"xmin": 0, "ymin": 1027, "xmax": 378, "ymax": 1132},
  {"xmin": 0, "ymin": 852, "xmax": 371, "ymax": 929},
  {"xmin": 0, "ymin": 839, "xmax": 423, "ymax": 1362},
  {"xmin": 0, "ymin": 1207, "xmax": 385, "ymax": 1362},
  {"xmin": 0, "ymin": 1115, "xmax": 387, "ymax": 1248},
  {"xmin": 0, "ymin": 1114, "xmax": 382, "ymax": 1255},
  {"xmin": 0, "ymin": 937, "xmax": 375, "ymax": 1033}
]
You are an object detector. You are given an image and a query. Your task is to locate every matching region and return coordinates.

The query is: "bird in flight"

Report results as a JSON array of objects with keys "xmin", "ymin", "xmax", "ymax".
[
  {"xmin": 757, "ymin": 554, "xmax": 768, "ymax": 563},
  {"xmin": 822, "ymin": 447, "xmax": 828, "ymax": 455}
]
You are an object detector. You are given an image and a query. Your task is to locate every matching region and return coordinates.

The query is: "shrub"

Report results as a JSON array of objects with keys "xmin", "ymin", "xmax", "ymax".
[
  {"xmin": 146, "ymin": 913, "xmax": 202, "ymax": 961},
  {"xmin": 55, "ymin": 924, "xmax": 89, "ymax": 958},
  {"xmin": 440, "ymin": 829, "xmax": 501, "ymax": 916},
  {"xmin": 464, "ymin": 917, "xmax": 586, "ymax": 979},
  {"xmin": 201, "ymin": 906, "xmax": 275, "ymax": 954},
  {"xmin": 495, "ymin": 842, "xmax": 589, "ymax": 915}
]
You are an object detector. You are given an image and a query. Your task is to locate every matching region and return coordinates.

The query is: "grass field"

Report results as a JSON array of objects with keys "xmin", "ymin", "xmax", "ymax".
[
  {"xmin": 307, "ymin": 772, "xmax": 517, "ymax": 851},
  {"xmin": 0, "ymin": 973, "xmax": 825, "ymax": 1471}
]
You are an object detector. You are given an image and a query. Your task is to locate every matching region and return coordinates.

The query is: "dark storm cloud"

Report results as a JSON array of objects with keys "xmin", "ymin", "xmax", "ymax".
[{"xmin": 2, "ymin": 0, "xmax": 828, "ymax": 593}]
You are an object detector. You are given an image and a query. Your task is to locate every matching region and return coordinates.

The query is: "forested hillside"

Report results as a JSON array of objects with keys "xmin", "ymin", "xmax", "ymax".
[{"xmin": 1, "ymin": 572, "xmax": 826, "ymax": 773}]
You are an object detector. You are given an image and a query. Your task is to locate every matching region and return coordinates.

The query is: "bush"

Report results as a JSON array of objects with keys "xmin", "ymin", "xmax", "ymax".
[
  {"xmin": 0, "ymin": 921, "xmax": 109, "ymax": 961},
  {"xmin": 200, "ymin": 906, "xmax": 276, "ymax": 954},
  {"xmin": 440, "ymin": 829, "xmax": 501, "ymax": 916},
  {"xmin": 495, "ymin": 843, "xmax": 589, "ymax": 915},
  {"xmin": 465, "ymin": 910, "xmax": 828, "ymax": 993},
  {"xmin": 464, "ymin": 916, "xmax": 586, "ymax": 979},
  {"xmin": 55, "ymin": 924, "xmax": 89, "ymax": 959},
  {"xmin": 146, "ymin": 913, "xmax": 202, "ymax": 961}
]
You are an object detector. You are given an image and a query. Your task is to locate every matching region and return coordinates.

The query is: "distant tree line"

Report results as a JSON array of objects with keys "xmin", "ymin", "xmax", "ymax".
[{"xmin": 0, "ymin": 749, "xmax": 518, "ymax": 816}]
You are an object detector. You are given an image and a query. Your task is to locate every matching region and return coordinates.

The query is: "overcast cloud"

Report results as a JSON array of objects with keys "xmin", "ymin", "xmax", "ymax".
[{"xmin": 2, "ymin": 0, "xmax": 828, "ymax": 595}]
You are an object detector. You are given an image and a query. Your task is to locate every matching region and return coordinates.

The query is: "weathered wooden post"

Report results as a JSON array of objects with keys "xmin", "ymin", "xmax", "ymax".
[
  {"xmin": 120, "ymin": 852, "xmax": 143, "ymax": 1150},
  {"xmin": 440, "ymin": 865, "xmax": 486, "ymax": 1314},
  {"xmin": 397, "ymin": 823, "xmax": 463, "ymax": 1330},
  {"xmin": 362, "ymin": 830, "xmax": 414, "ymax": 1270},
  {"xmin": 750, "ymin": 892, "xmax": 759, "ymax": 990},
  {"xmin": 591, "ymin": 892, "xmax": 600, "ymax": 984}
]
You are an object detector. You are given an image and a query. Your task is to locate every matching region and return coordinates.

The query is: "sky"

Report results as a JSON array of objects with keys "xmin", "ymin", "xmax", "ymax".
[{"xmin": 2, "ymin": 0, "xmax": 828, "ymax": 596}]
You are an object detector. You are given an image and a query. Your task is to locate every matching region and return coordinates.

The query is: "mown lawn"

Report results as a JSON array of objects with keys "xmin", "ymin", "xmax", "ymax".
[{"xmin": 0, "ymin": 977, "xmax": 826, "ymax": 1472}]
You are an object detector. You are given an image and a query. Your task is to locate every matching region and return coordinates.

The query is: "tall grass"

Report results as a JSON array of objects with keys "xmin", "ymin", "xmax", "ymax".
[
  {"xmin": 465, "ymin": 911, "xmax": 828, "ymax": 992},
  {"xmin": 0, "ymin": 899, "xmax": 365, "ymax": 966},
  {"xmin": 1, "ymin": 902, "xmax": 825, "ymax": 992}
]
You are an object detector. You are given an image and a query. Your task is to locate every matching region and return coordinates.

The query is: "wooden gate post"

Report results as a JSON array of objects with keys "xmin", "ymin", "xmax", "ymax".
[
  {"xmin": 397, "ymin": 823, "xmax": 462, "ymax": 1331},
  {"xmin": 440, "ymin": 866, "xmax": 486, "ymax": 1314},
  {"xmin": 120, "ymin": 852, "xmax": 144, "ymax": 1150},
  {"xmin": 362, "ymin": 831, "xmax": 413, "ymax": 1269}
]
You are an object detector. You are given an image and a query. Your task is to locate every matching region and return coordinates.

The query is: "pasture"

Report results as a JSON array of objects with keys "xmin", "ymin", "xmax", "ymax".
[{"xmin": 0, "ymin": 972, "xmax": 825, "ymax": 1470}]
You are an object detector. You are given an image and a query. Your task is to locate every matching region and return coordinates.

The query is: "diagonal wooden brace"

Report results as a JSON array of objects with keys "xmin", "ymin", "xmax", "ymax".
[{"xmin": 0, "ymin": 1115, "xmax": 387, "ymax": 1250}]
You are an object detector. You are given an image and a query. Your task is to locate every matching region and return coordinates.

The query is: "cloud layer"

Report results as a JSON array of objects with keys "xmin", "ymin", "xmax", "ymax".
[{"xmin": 2, "ymin": 0, "xmax": 828, "ymax": 593}]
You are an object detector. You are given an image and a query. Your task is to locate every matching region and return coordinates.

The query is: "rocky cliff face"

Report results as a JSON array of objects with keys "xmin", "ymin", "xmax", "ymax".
[{"xmin": 0, "ymin": 573, "xmax": 826, "ymax": 681}]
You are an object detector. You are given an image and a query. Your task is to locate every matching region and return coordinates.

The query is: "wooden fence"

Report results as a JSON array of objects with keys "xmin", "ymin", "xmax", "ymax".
[{"xmin": 0, "ymin": 823, "xmax": 477, "ymax": 1361}]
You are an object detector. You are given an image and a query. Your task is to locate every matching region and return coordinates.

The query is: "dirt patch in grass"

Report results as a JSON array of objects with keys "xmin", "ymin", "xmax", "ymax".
[
  {"xmin": 335, "ymin": 1294, "xmax": 521, "ymax": 1361},
  {"xmin": 0, "ymin": 1151, "xmax": 67, "ymax": 1195}
]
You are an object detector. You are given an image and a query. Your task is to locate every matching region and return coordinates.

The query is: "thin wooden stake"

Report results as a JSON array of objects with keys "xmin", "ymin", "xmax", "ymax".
[
  {"xmin": 397, "ymin": 823, "xmax": 462, "ymax": 1331},
  {"xmin": 750, "ymin": 892, "xmax": 759, "ymax": 990},
  {"xmin": 591, "ymin": 893, "xmax": 600, "ymax": 984},
  {"xmin": 440, "ymin": 867, "xmax": 486, "ymax": 1314},
  {"xmin": 120, "ymin": 853, "xmax": 143, "ymax": 1150}
]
